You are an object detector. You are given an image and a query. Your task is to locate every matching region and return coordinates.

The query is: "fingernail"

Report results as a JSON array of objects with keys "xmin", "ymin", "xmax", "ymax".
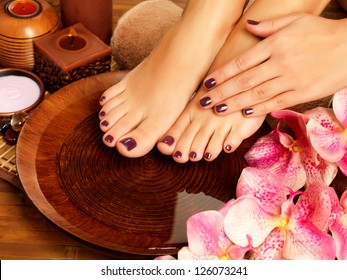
[
  {"xmin": 200, "ymin": 97, "xmax": 212, "ymax": 107},
  {"xmin": 225, "ymin": 145, "xmax": 232, "ymax": 152},
  {"xmin": 243, "ymin": 108, "xmax": 254, "ymax": 116},
  {"xmin": 204, "ymin": 152, "xmax": 212, "ymax": 160},
  {"xmin": 99, "ymin": 111, "xmax": 106, "ymax": 117},
  {"xmin": 204, "ymin": 78, "xmax": 216, "ymax": 89},
  {"xmin": 216, "ymin": 104, "xmax": 228, "ymax": 113},
  {"xmin": 121, "ymin": 137, "xmax": 137, "ymax": 151},
  {"xmin": 105, "ymin": 134, "xmax": 114, "ymax": 143},
  {"xmin": 174, "ymin": 151, "xmax": 182, "ymax": 159},
  {"xmin": 160, "ymin": 135, "xmax": 175, "ymax": 146},
  {"xmin": 247, "ymin": 19, "xmax": 260, "ymax": 25},
  {"xmin": 101, "ymin": 120, "xmax": 109, "ymax": 127},
  {"xmin": 189, "ymin": 151, "xmax": 197, "ymax": 159},
  {"xmin": 99, "ymin": 95, "xmax": 106, "ymax": 102}
]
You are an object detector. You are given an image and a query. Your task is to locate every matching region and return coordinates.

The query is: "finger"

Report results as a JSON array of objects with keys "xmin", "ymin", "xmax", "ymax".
[
  {"xmin": 246, "ymin": 13, "xmax": 305, "ymax": 38},
  {"xmin": 241, "ymin": 90, "xmax": 302, "ymax": 117},
  {"xmin": 213, "ymin": 76, "xmax": 289, "ymax": 114},
  {"xmin": 203, "ymin": 39, "xmax": 272, "ymax": 90},
  {"xmin": 200, "ymin": 60, "xmax": 278, "ymax": 108}
]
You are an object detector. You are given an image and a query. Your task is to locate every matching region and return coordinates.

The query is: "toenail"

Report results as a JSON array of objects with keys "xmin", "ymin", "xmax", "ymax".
[
  {"xmin": 204, "ymin": 78, "xmax": 216, "ymax": 89},
  {"xmin": 189, "ymin": 151, "xmax": 197, "ymax": 159},
  {"xmin": 99, "ymin": 111, "xmax": 106, "ymax": 117},
  {"xmin": 105, "ymin": 135, "xmax": 114, "ymax": 143},
  {"xmin": 204, "ymin": 152, "xmax": 212, "ymax": 160},
  {"xmin": 225, "ymin": 145, "xmax": 232, "ymax": 152},
  {"xmin": 99, "ymin": 95, "xmax": 106, "ymax": 102},
  {"xmin": 174, "ymin": 151, "xmax": 182, "ymax": 159},
  {"xmin": 160, "ymin": 135, "xmax": 175, "ymax": 146},
  {"xmin": 216, "ymin": 104, "xmax": 228, "ymax": 113},
  {"xmin": 120, "ymin": 137, "xmax": 137, "ymax": 151},
  {"xmin": 244, "ymin": 108, "xmax": 254, "ymax": 116},
  {"xmin": 101, "ymin": 120, "xmax": 109, "ymax": 127},
  {"xmin": 200, "ymin": 97, "xmax": 212, "ymax": 107}
]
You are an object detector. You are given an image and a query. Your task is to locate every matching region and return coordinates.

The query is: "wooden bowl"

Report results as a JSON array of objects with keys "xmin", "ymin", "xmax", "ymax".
[
  {"xmin": 0, "ymin": 68, "xmax": 45, "ymax": 117},
  {"xmin": 16, "ymin": 71, "xmax": 272, "ymax": 256}
]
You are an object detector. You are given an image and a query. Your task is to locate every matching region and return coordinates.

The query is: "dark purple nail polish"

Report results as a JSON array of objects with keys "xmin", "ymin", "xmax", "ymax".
[
  {"xmin": 121, "ymin": 137, "xmax": 137, "ymax": 151},
  {"xmin": 200, "ymin": 97, "xmax": 212, "ymax": 107},
  {"xmin": 174, "ymin": 151, "xmax": 182, "ymax": 159},
  {"xmin": 244, "ymin": 108, "xmax": 254, "ymax": 116},
  {"xmin": 189, "ymin": 151, "xmax": 197, "ymax": 159},
  {"xmin": 99, "ymin": 95, "xmax": 106, "ymax": 102},
  {"xmin": 105, "ymin": 135, "xmax": 114, "ymax": 143},
  {"xmin": 216, "ymin": 104, "xmax": 228, "ymax": 113},
  {"xmin": 99, "ymin": 111, "xmax": 106, "ymax": 117},
  {"xmin": 247, "ymin": 19, "xmax": 260, "ymax": 25},
  {"xmin": 204, "ymin": 78, "xmax": 217, "ymax": 89},
  {"xmin": 204, "ymin": 152, "xmax": 212, "ymax": 160},
  {"xmin": 101, "ymin": 120, "xmax": 109, "ymax": 127},
  {"xmin": 160, "ymin": 135, "xmax": 175, "ymax": 146},
  {"xmin": 225, "ymin": 145, "xmax": 232, "ymax": 152}
]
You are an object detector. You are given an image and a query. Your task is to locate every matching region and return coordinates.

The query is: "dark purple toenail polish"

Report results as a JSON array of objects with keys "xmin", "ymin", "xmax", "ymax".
[
  {"xmin": 174, "ymin": 151, "xmax": 182, "ymax": 159},
  {"xmin": 101, "ymin": 120, "xmax": 109, "ymax": 127},
  {"xmin": 121, "ymin": 137, "xmax": 137, "ymax": 151},
  {"xmin": 225, "ymin": 145, "xmax": 232, "ymax": 152},
  {"xmin": 105, "ymin": 135, "xmax": 114, "ymax": 143},
  {"xmin": 100, "ymin": 95, "xmax": 106, "ymax": 102},
  {"xmin": 189, "ymin": 151, "xmax": 197, "ymax": 159},
  {"xmin": 99, "ymin": 111, "xmax": 106, "ymax": 117},
  {"xmin": 200, "ymin": 97, "xmax": 212, "ymax": 107},
  {"xmin": 204, "ymin": 78, "xmax": 216, "ymax": 89},
  {"xmin": 216, "ymin": 104, "xmax": 228, "ymax": 113},
  {"xmin": 160, "ymin": 135, "xmax": 175, "ymax": 146},
  {"xmin": 204, "ymin": 152, "xmax": 212, "ymax": 160},
  {"xmin": 244, "ymin": 108, "xmax": 254, "ymax": 116}
]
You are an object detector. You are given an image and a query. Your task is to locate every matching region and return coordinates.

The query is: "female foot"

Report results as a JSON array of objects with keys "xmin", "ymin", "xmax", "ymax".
[{"xmin": 99, "ymin": 0, "xmax": 246, "ymax": 157}]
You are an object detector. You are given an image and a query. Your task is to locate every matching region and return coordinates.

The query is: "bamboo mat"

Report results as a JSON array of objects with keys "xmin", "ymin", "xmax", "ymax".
[{"xmin": 0, "ymin": 0, "xmax": 346, "ymax": 260}]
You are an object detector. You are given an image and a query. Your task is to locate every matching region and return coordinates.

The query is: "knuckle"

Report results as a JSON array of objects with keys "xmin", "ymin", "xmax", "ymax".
[
  {"xmin": 235, "ymin": 55, "xmax": 248, "ymax": 72},
  {"xmin": 252, "ymin": 86, "xmax": 266, "ymax": 101},
  {"xmin": 214, "ymin": 87, "xmax": 226, "ymax": 101},
  {"xmin": 236, "ymin": 76, "xmax": 253, "ymax": 89}
]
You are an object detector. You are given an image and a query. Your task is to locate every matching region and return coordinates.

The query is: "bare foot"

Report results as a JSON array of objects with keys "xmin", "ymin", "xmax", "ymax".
[
  {"xmin": 157, "ymin": 14, "xmax": 266, "ymax": 163},
  {"xmin": 99, "ymin": 1, "xmax": 245, "ymax": 157},
  {"xmin": 157, "ymin": 89, "xmax": 266, "ymax": 163}
]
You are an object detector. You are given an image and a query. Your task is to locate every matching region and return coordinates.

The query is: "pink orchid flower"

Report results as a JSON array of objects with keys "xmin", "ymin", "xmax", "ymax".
[
  {"xmin": 246, "ymin": 110, "xmax": 337, "ymax": 186},
  {"xmin": 306, "ymin": 88, "xmax": 347, "ymax": 176},
  {"xmin": 224, "ymin": 167, "xmax": 336, "ymax": 260}
]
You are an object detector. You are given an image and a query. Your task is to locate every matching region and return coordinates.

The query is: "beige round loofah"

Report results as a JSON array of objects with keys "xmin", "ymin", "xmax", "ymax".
[{"xmin": 111, "ymin": 0, "xmax": 183, "ymax": 70}]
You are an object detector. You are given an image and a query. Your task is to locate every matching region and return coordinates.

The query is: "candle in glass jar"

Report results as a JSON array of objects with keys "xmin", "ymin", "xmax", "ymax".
[
  {"xmin": 6, "ymin": 0, "xmax": 41, "ymax": 18},
  {"xmin": 0, "ymin": 75, "xmax": 41, "ymax": 114}
]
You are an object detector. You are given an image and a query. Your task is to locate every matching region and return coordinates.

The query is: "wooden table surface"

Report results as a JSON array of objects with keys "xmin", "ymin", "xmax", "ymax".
[{"xmin": 1, "ymin": 0, "xmax": 346, "ymax": 260}]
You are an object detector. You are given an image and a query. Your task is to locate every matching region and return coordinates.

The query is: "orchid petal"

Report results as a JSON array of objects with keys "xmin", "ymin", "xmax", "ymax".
[
  {"xmin": 224, "ymin": 195, "xmax": 279, "ymax": 247},
  {"xmin": 284, "ymin": 220, "xmax": 336, "ymax": 260},
  {"xmin": 244, "ymin": 131, "xmax": 288, "ymax": 168},
  {"xmin": 271, "ymin": 110, "xmax": 309, "ymax": 141},
  {"xmin": 186, "ymin": 210, "xmax": 225, "ymax": 257},
  {"xmin": 306, "ymin": 107, "xmax": 345, "ymax": 162},
  {"xmin": 177, "ymin": 246, "xmax": 219, "ymax": 260},
  {"xmin": 295, "ymin": 183, "xmax": 332, "ymax": 231},
  {"xmin": 245, "ymin": 132, "xmax": 306, "ymax": 191},
  {"xmin": 330, "ymin": 217, "xmax": 347, "ymax": 260},
  {"xmin": 236, "ymin": 167, "xmax": 286, "ymax": 214},
  {"xmin": 250, "ymin": 228, "xmax": 285, "ymax": 260},
  {"xmin": 333, "ymin": 87, "xmax": 347, "ymax": 127}
]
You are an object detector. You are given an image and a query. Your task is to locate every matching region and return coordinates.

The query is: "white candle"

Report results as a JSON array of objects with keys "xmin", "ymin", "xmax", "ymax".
[{"xmin": 0, "ymin": 75, "xmax": 41, "ymax": 113}]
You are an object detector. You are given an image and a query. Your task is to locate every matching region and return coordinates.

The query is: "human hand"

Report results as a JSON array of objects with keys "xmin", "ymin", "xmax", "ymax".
[{"xmin": 199, "ymin": 13, "xmax": 347, "ymax": 117}]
